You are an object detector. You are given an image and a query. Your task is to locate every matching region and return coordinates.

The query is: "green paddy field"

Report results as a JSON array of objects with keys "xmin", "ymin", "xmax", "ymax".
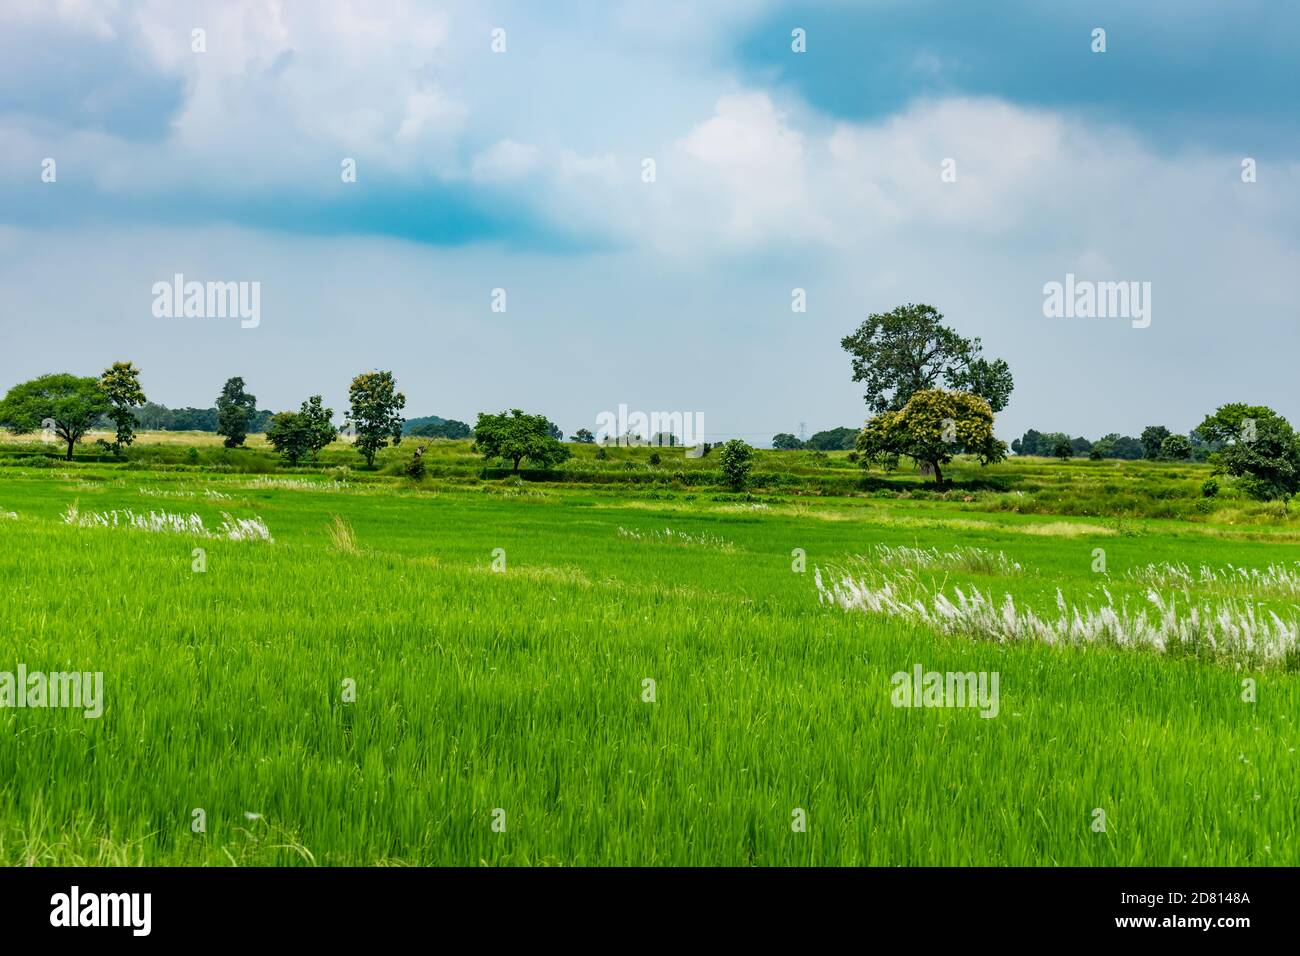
[{"xmin": 0, "ymin": 434, "xmax": 1296, "ymax": 865}]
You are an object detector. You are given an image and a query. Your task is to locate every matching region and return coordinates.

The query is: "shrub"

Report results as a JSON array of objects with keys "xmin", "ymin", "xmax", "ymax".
[
  {"xmin": 1201, "ymin": 478, "xmax": 1220, "ymax": 498},
  {"xmin": 404, "ymin": 446, "xmax": 427, "ymax": 479},
  {"xmin": 719, "ymin": 440, "xmax": 755, "ymax": 490}
]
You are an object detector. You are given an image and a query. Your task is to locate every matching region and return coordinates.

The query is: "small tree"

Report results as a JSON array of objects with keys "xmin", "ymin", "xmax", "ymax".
[
  {"xmin": 345, "ymin": 371, "xmax": 406, "ymax": 468},
  {"xmin": 216, "ymin": 377, "xmax": 257, "ymax": 448},
  {"xmin": 1051, "ymin": 438, "xmax": 1074, "ymax": 461},
  {"xmin": 98, "ymin": 361, "xmax": 147, "ymax": 455},
  {"xmin": 404, "ymin": 444, "xmax": 428, "ymax": 479},
  {"xmin": 1160, "ymin": 434, "xmax": 1192, "ymax": 461},
  {"xmin": 1216, "ymin": 414, "xmax": 1300, "ymax": 504},
  {"xmin": 299, "ymin": 395, "xmax": 336, "ymax": 461},
  {"xmin": 1140, "ymin": 425, "xmax": 1171, "ymax": 460},
  {"xmin": 572, "ymin": 428, "xmax": 596, "ymax": 444},
  {"xmin": 772, "ymin": 433, "xmax": 803, "ymax": 450},
  {"xmin": 0, "ymin": 373, "xmax": 110, "ymax": 461},
  {"xmin": 473, "ymin": 409, "xmax": 570, "ymax": 472},
  {"xmin": 266, "ymin": 411, "xmax": 311, "ymax": 465},
  {"xmin": 857, "ymin": 388, "xmax": 1006, "ymax": 485},
  {"xmin": 718, "ymin": 439, "xmax": 755, "ymax": 490}
]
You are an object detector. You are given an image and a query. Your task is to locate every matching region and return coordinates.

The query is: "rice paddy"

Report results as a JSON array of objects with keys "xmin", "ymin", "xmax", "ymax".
[{"xmin": 0, "ymin": 440, "xmax": 1297, "ymax": 865}]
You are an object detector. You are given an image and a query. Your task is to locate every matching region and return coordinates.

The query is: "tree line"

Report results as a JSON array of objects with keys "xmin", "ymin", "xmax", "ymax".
[
  {"xmin": 1009, "ymin": 427, "xmax": 1213, "ymax": 462},
  {"xmin": 0, "ymin": 366, "xmax": 570, "ymax": 475},
  {"xmin": 2, "ymin": 307, "xmax": 1298, "ymax": 503}
]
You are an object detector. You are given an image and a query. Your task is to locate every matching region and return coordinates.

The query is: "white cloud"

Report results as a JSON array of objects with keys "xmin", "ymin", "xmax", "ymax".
[{"xmin": 471, "ymin": 139, "xmax": 541, "ymax": 182}]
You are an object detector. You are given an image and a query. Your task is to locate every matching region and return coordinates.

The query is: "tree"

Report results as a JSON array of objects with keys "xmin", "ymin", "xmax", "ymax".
[
  {"xmin": 1216, "ymin": 414, "xmax": 1300, "ymax": 504},
  {"xmin": 1140, "ymin": 425, "xmax": 1171, "ymax": 460},
  {"xmin": 216, "ymin": 377, "xmax": 257, "ymax": 448},
  {"xmin": 299, "ymin": 395, "xmax": 336, "ymax": 461},
  {"xmin": 1070, "ymin": 436, "xmax": 1092, "ymax": 456},
  {"xmin": 98, "ymin": 361, "xmax": 147, "ymax": 455},
  {"xmin": 1097, "ymin": 433, "xmax": 1145, "ymax": 460},
  {"xmin": 772, "ymin": 433, "xmax": 804, "ymax": 450},
  {"xmin": 409, "ymin": 420, "xmax": 471, "ymax": 440},
  {"xmin": 841, "ymin": 303, "xmax": 1013, "ymax": 414},
  {"xmin": 1195, "ymin": 404, "xmax": 1278, "ymax": 447},
  {"xmin": 473, "ymin": 409, "xmax": 570, "ymax": 472},
  {"xmin": 805, "ymin": 427, "xmax": 858, "ymax": 451},
  {"xmin": 718, "ymin": 439, "xmax": 755, "ymax": 490},
  {"xmin": 1051, "ymin": 438, "xmax": 1074, "ymax": 461},
  {"xmin": 1160, "ymin": 434, "xmax": 1192, "ymax": 461},
  {"xmin": 856, "ymin": 388, "xmax": 1006, "ymax": 485},
  {"xmin": 346, "ymin": 371, "xmax": 406, "ymax": 468},
  {"xmin": 572, "ymin": 428, "xmax": 596, "ymax": 444},
  {"xmin": 265, "ymin": 411, "xmax": 311, "ymax": 465},
  {"xmin": 0, "ymin": 373, "xmax": 110, "ymax": 461},
  {"xmin": 548, "ymin": 422, "xmax": 563, "ymax": 441}
]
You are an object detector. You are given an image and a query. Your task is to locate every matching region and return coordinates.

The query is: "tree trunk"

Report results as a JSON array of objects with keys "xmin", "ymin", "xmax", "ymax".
[{"xmin": 931, "ymin": 460, "xmax": 942, "ymax": 485}]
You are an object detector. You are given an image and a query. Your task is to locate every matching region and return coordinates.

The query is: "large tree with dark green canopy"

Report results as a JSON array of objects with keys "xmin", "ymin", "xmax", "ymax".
[
  {"xmin": 473, "ymin": 409, "xmax": 570, "ymax": 472},
  {"xmin": 841, "ymin": 303, "xmax": 1013, "ymax": 414},
  {"xmin": 0, "ymin": 373, "xmax": 110, "ymax": 461}
]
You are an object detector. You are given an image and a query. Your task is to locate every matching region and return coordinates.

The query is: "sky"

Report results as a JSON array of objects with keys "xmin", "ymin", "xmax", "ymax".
[{"xmin": 1, "ymin": 0, "xmax": 1297, "ymax": 444}]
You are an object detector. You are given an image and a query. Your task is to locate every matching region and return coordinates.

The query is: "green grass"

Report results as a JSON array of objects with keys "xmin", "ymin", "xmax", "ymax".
[{"xmin": 0, "ymin": 452, "xmax": 1297, "ymax": 865}]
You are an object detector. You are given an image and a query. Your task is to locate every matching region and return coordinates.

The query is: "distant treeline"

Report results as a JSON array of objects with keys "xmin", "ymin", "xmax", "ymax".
[
  {"xmin": 1012, "ymin": 427, "xmax": 1219, "ymax": 461},
  {"xmin": 133, "ymin": 402, "xmax": 275, "ymax": 434},
  {"xmin": 403, "ymin": 415, "xmax": 472, "ymax": 439},
  {"xmin": 770, "ymin": 427, "xmax": 859, "ymax": 451},
  {"xmin": 129, "ymin": 404, "xmax": 473, "ymax": 438}
]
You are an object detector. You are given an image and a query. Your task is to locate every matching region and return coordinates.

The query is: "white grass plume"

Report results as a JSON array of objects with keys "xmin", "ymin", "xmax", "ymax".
[
  {"xmin": 815, "ymin": 566, "xmax": 1297, "ymax": 666},
  {"xmin": 1127, "ymin": 560, "xmax": 1300, "ymax": 598},
  {"xmin": 618, "ymin": 525, "xmax": 735, "ymax": 551},
  {"xmin": 62, "ymin": 503, "xmax": 272, "ymax": 542}
]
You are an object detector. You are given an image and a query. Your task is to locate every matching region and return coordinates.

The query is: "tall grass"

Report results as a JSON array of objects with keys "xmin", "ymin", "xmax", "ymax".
[{"xmin": 0, "ymin": 463, "xmax": 1297, "ymax": 865}]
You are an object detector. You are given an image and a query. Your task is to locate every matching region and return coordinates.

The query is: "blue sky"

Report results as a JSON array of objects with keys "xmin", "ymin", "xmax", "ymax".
[{"xmin": 1, "ymin": 1, "xmax": 1297, "ymax": 443}]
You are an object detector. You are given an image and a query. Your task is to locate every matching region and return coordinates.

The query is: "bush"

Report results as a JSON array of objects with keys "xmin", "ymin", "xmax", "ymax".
[
  {"xmin": 648, "ymin": 452, "xmax": 661, "ymax": 466},
  {"xmin": 718, "ymin": 440, "xmax": 755, "ymax": 490},
  {"xmin": 404, "ymin": 450, "xmax": 426, "ymax": 479},
  {"xmin": 1201, "ymin": 478, "xmax": 1220, "ymax": 498}
]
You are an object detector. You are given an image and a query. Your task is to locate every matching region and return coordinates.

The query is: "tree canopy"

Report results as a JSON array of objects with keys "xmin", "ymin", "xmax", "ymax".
[
  {"xmin": 841, "ymin": 303, "xmax": 1013, "ymax": 414},
  {"xmin": 718, "ymin": 439, "xmax": 755, "ymax": 489},
  {"xmin": 473, "ymin": 409, "xmax": 570, "ymax": 472},
  {"xmin": 216, "ymin": 377, "xmax": 257, "ymax": 448},
  {"xmin": 856, "ymin": 388, "xmax": 1007, "ymax": 485},
  {"xmin": 346, "ymin": 371, "xmax": 406, "ymax": 468},
  {"xmin": 0, "ymin": 373, "xmax": 110, "ymax": 461},
  {"xmin": 98, "ymin": 361, "xmax": 147, "ymax": 455},
  {"xmin": 1211, "ymin": 408, "xmax": 1300, "ymax": 503}
]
